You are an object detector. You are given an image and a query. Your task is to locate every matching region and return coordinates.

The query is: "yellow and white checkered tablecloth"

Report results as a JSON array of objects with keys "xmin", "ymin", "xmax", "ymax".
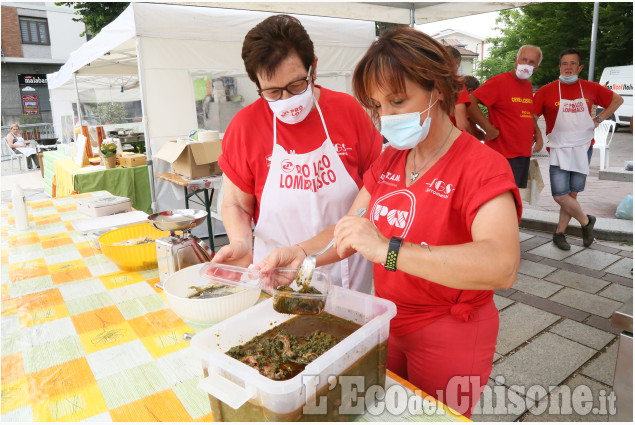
[{"xmin": 1, "ymin": 191, "xmax": 466, "ymax": 422}]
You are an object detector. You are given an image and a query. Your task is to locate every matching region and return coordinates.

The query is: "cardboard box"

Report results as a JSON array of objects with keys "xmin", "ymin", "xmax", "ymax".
[
  {"xmin": 155, "ymin": 140, "xmax": 222, "ymax": 178},
  {"xmin": 76, "ymin": 195, "xmax": 132, "ymax": 217},
  {"xmin": 119, "ymin": 154, "xmax": 147, "ymax": 167}
]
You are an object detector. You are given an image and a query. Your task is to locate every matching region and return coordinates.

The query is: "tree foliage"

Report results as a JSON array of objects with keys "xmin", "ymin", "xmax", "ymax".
[
  {"xmin": 476, "ymin": 3, "xmax": 633, "ymax": 86},
  {"xmin": 55, "ymin": 2, "xmax": 129, "ymax": 37}
]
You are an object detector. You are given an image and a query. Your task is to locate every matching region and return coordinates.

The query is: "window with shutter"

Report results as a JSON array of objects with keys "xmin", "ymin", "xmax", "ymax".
[{"xmin": 18, "ymin": 17, "xmax": 50, "ymax": 45}]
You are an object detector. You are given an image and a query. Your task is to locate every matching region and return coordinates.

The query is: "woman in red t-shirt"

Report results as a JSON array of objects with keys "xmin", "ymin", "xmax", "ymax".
[{"xmin": 259, "ymin": 27, "xmax": 521, "ymax": 417}]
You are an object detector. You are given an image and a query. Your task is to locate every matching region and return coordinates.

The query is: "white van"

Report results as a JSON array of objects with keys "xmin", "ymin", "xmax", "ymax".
[{"xmin": 597, "ymin": 65, "xmax": 633, "ymax": 127}]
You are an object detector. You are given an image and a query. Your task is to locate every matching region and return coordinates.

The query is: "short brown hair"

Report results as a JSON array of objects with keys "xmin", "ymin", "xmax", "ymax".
[
  {"xmin": 353, "ymin": 26, "xmax": 461, "ymax": 123},
  {"xmin": 242, "ymin": 15, "xmax": 315, "ymax": 89}
]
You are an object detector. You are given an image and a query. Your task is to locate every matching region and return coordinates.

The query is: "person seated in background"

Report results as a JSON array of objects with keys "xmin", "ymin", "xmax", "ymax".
[
  {"xmin": 6, "ymin": 123, "xmax": 39, "ymax": 169},
  {"xmin": 462, "ymin": 75, "xmax": 486, "ymax": 140}
]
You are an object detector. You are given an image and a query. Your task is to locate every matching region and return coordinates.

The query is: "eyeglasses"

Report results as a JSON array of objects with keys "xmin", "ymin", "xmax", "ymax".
[{"xmin": 258, "ymin": 65, "xmax": 313, "ymax": 102}]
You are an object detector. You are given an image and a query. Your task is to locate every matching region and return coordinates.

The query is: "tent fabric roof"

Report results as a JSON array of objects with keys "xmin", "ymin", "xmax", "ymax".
[
  {"xmin": 168, "ymin": 1, "xmax": 532, "ymax": 25},
  {"xmin": 47, "ymin": 2, "xmax": 377, "ymax": 90}
]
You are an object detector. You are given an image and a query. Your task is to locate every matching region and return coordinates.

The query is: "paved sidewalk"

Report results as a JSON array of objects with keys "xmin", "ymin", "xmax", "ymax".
[
  {"xmin": 472, "ymin": 228, "xmax": 632, "ymax": 422},
  {"xmin": 520, "ymin": 120, "xmax": 633, "ymax": 242}
]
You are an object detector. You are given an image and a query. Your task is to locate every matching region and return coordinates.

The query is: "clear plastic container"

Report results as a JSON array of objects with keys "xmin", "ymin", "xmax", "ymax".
[
  {"xmin": 199, "ymin": 262, "xmax": 262, "ymax": 290},
  {"xmin": 270, "ymin": 267, "xmax": 331, "ymax": 315},
  {"xmin": 190, "ymin": 285, "xmax": 397, "ymax": 421}
]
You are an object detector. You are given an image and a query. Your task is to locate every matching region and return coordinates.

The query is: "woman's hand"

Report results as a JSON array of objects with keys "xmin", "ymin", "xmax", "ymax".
[
  {"xmin": 211, "ymin": 241, "xmax": 252, "ymax": 267},
  {"xmin": 334, "ymin": 215, "xmax": 389, "ymax": 264},
  {"xmin": 256, "ymin": 244, "xmax": 306, "ymax": 274}
]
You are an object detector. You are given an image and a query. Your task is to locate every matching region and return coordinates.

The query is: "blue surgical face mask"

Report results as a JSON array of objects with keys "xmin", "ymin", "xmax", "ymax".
[
  {"xmin": 380, "ymin": 96, "xmax": 438, "ymax": 150},
  {"xmin": 559, "ymin": 74, "xmax": 579, "ymax": 84}
]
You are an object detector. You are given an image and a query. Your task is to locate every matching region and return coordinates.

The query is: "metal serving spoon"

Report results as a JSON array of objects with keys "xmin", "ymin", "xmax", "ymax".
[{"xmin": 295, "ymin": 208, "xmax": 367, "ymax": 289}]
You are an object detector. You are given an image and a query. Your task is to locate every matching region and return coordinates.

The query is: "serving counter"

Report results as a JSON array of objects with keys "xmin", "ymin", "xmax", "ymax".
[{"xmin": 1, "ymin": 193, "xmax": 468, "ymax": 422}]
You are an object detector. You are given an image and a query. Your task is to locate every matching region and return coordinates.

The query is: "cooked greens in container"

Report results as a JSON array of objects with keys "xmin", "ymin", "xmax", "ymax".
[{"xmin": 270, "ymin": 267, "xmax": 330, "ymax": 315}]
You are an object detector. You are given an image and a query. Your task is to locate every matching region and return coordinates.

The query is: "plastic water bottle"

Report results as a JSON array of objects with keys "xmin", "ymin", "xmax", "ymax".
[{"xmin": 11, "ymin": 185, "xmax": 29, "ymax": 231}]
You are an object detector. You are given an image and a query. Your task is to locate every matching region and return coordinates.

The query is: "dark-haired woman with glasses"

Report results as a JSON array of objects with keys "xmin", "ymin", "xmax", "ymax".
[{"xmin": 212, "ymin": 15, "xmax": 382, "ymax": 293}]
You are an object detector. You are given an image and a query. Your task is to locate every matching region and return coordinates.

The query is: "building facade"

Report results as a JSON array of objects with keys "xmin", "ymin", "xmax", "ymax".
[
  {"xmin": 430, "ymin": 29, "xmax": 485, "ymax": 76},
  {"xmin": 1, "ymin": 2, "xmax": 86, "ymax": 127}
]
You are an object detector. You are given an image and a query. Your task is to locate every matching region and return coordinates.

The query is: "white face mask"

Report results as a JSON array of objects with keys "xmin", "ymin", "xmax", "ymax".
[
  {"xmin": 267, "ymin": 85, "xmax": 314, "ymax": 125},
  {"xmin": 515, "ymin": 64, "xmax": 534, "ymax": 80},
  {"xmin": 380, "ymin": 97, "xmax": 438, "ymax": 150}
]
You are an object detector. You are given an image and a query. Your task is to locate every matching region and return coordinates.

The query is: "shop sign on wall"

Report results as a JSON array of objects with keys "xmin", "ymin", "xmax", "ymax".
[{"xmin": 22, "ymin": 94, "xmax": 40, "ymax": 114}]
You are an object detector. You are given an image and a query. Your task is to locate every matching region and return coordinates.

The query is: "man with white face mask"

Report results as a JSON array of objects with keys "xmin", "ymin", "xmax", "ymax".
[
  {"xmin": 213, "ymin": 15, "xmax": 382, "ymax": 293},
  {"xmin": 467, "ymin": 45, "xmax": 544, "ymax": 188},
  {"xmin": 534, "ymin": 48, "xmax": 623, "ymax": 250}
]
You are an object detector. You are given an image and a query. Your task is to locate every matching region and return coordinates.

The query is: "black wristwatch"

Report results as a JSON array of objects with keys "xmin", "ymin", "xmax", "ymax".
[{"xmin": 385, "ymin": 237, "xmax": 403, "ymax": 272}]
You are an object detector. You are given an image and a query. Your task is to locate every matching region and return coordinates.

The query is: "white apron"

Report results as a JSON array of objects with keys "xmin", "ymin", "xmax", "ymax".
[
  {"xmin": 546, "ymin": 81, "xmax": 595, "ymax": 175},
  {"xmin": 253, "ymin": 97, "xmax": 373, "ymax": 293},
  {"xmin": 12, "ymin": 135, "xmax": 37, "ymax": 157}
]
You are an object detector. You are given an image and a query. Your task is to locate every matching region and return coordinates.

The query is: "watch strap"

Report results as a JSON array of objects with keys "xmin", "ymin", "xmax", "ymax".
[{"xmin": 385, "ymin": 237, "xmax": 403, "ymax": 272}]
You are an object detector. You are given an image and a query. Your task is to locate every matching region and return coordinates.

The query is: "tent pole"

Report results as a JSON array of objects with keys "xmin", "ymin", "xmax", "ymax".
[
  {"xmin": 73, "ymin": 72, "xmax": 83, "ymax": 126},
  {"xmin": 135, "ymin": 35, "xmax": 157, "ymax": 213},
  {"xmin": 588, "ymin": 1, "xmax": 599, "ymax": 81},
  {"xmin": 409, "ymin": 3, "xmax": 415, "ymax": 28}
]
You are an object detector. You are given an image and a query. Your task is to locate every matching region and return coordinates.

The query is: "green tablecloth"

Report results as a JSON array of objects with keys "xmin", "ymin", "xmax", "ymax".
[{"xmin": 73, "ymin": 165, "xmax": 152, "ymax": 214}]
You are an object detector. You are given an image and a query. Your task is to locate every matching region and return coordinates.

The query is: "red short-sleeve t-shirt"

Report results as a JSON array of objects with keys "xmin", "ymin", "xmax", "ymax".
[
  {"xmin": 218, "ymin": 86, "xmax": 383, "ymax": 224},
  {"xmin": 472, "ymin": 72, "xmax": 535, "ymax": 158},
  {"xmin": 533, "ymin": 79, "xmax": 614, "ymax": 146},
  {"xmin": 449, "ymin": 87, "xmax": 471, "ymax": 126},
  {"xmin": 363, "ymin": 131, "xmax": 521, "ymax": 336}
]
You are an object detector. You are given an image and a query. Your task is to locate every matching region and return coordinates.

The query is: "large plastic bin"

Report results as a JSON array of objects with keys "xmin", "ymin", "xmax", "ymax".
[{"xmin": 190, "ymin": 285, "xmax": 397, "ymax": 421}]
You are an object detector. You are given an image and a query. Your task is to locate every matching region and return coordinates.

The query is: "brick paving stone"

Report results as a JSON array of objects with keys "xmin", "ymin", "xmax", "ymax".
[
  {"xmin": 580, "ymin": 341, "xmax": 618, "ymax": 386},
  {"xmin": 495, "ymin": 288, "xmax": 517, "ymax": 298},
  {"xmin": 564, "ymin": 250, "xmax": 623, "ymax": 271},
  {"xmin": 494, "ymin": 294, "xmax": 514, "ymax": 311},
  {"xmin": 550, "ymin": 319, "xmax": 615, "ymax": 350},
  {"xmin": 518, "ymin": 259, "xmax": 557, "ymax": 279},
  {"xmin": 596, "ymin": 240, "xmax": 633, "ymax": 252},
  {"xmin": 510, "ymin": 292, "xmax": 589, "ymax": 322},
  {"xmin": 603, "ymin": 273, "xmax": 633, "ymax": 288},
  {"xmin": 521, "ymin": 251, "xmax": 544, "ymax": 262},
  {"xmin": 589, "ymin": 243, "xmax": 622, "ymax": 255},
  {"xmin": 491, "ymin": 333, "xmax": 596, "ymax": 401},
  {"xmin": 496, "ymin": 303, "xmax": 559, "ymax": 355},
  {"xmin": 618, "ymin": 250, "xmax": 633, "ymax": 258},
  {"xmin": 598, "ymin": 283, "xmax": 633, "ymax": 302},
  {"xmin": 604, "ymin": 257, "xmax": 633, "ymax": 278},
  {"xmin": 513, "ymin": 274, "xmax": 562, "ymax": 298},
  {"xmin": 472, "ymin": 378, "xmax": 526, "ymax": 422},
  {"xmin": 545, "ymin": 269, "xmax": 610, "ymax": 294},
  {"xmin": 585, "ymin": 315, "xmax": 622, "ymax": 335},
  {"xmin": 550, "ymin": 288, "xmax": 624, "ymax": 318},
  {"xmin": 522, "ymin": 375, "xmax": 612, "ymax": 422},
  {"xmin": 539, "ymin": 258, "xmax": 605, "ymax": 279},
  {"xmin": 520, "ymin": 236, "xmax": 552, "ymax": 253},
  {"xmin": 528, "ymin": 242, "xmax": 584, "ymax": 261},
  {"xmin": 519, "ymin": 231, "xmax": 536, "ymax": 242}
]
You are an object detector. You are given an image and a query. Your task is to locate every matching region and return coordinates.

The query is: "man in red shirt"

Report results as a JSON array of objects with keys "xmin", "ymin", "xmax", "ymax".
[
  {"xmin": 534, "ymin": 48, "xmax": 623, "ymax": 250},
  {"xmin": 467, "ymin": 45, "xmax": 544, "ymax": 188}
]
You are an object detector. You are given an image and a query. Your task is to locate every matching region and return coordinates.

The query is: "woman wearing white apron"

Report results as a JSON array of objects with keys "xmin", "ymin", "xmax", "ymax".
[{"xmin": 213, "ymin": 15, "xmax": 382, "ymax": 293}]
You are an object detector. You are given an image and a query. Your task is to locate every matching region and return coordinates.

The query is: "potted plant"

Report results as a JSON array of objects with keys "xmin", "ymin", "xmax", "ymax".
[{"xmin": 100, "ymin": 142, "xmax": 118, "ymax": 168}]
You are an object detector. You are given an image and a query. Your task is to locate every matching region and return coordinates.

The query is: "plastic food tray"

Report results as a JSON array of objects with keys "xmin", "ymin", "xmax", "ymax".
[{"xmin": 191, "ymin": 285, "xmax": 397, "ymax": 421}]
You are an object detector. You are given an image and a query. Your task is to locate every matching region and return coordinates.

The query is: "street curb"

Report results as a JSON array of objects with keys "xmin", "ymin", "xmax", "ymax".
[{"xmin": 520, "ymin": 209, "xmax": 633, "ymax": 243}]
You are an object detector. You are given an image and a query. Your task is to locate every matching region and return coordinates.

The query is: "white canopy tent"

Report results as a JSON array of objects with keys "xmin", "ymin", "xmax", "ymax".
[{"xmin": 47, "ymin": 2, "xmax": 378, "ymax": 229}]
